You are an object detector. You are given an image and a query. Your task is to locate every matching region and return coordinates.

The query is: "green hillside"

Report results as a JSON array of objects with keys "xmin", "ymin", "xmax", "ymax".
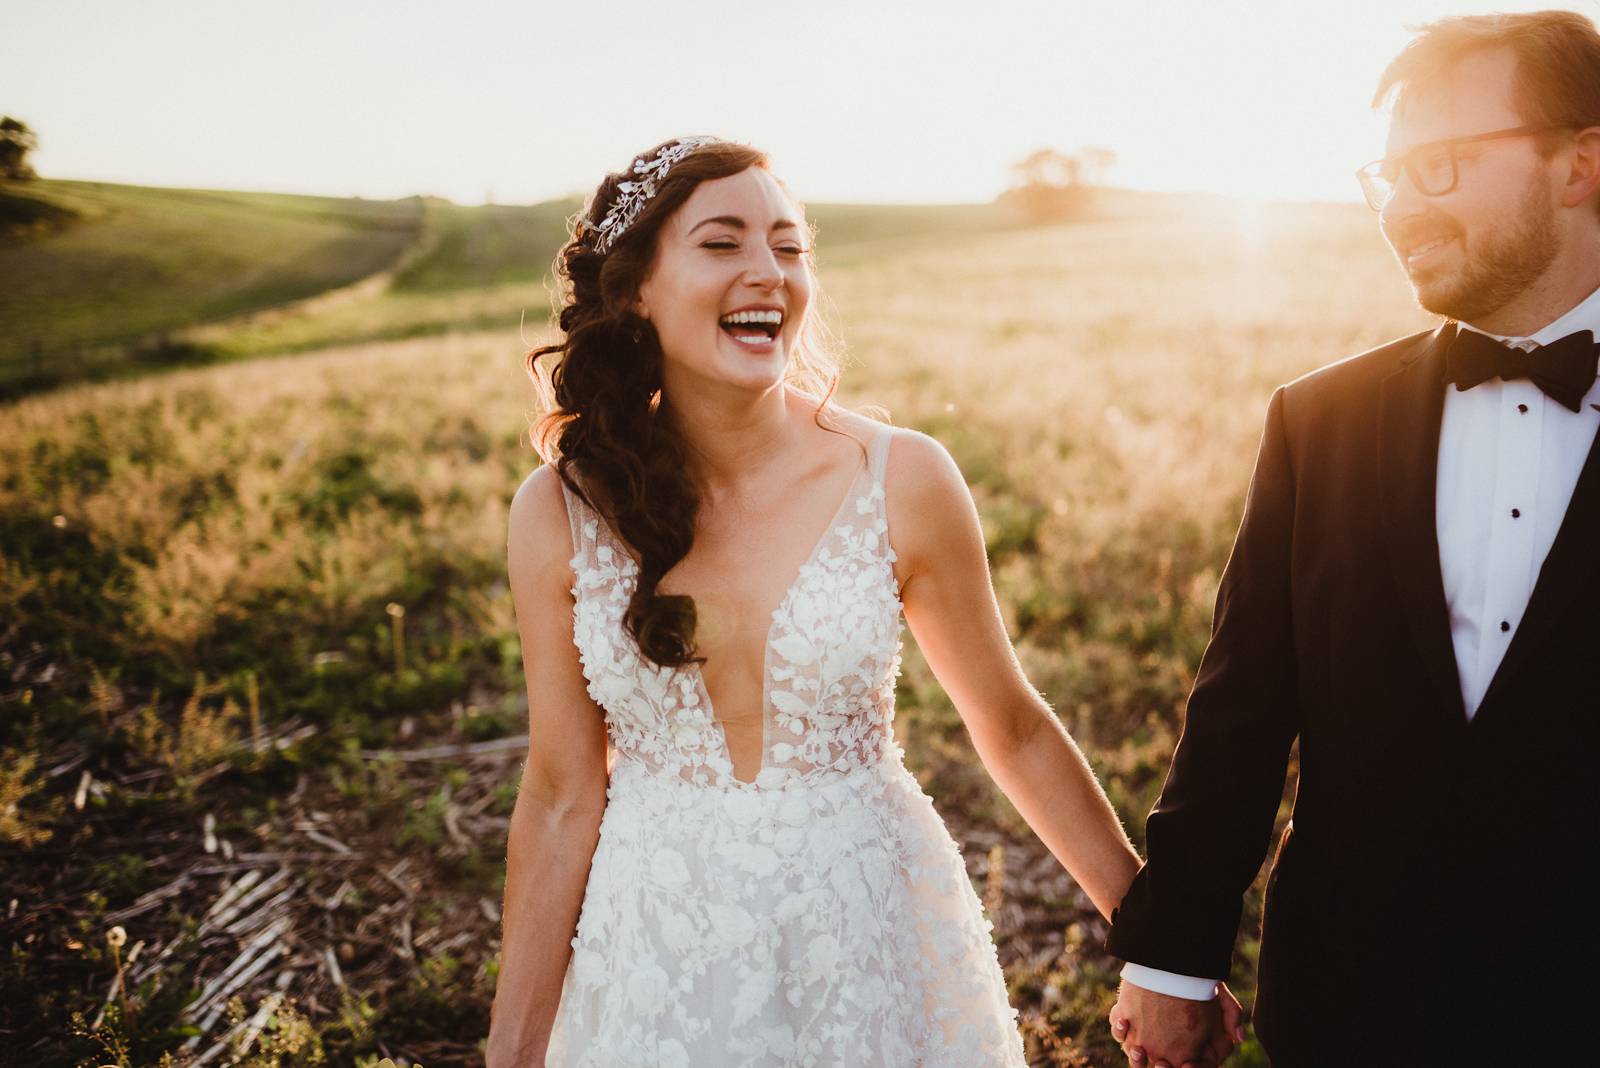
[
  {"xmin": 193, "ymin": 197, "xmax": 1020, "ymax": 359},
  {"xmin": 0, "ymin": 181, "xmax": 1030, "ymax": 401},
  {"xmin": 182, "ymin": 198, "xmax": 581, "ymax": 362},
  {"xmin": 0, "ymin": 180, "xmax": 426, "ymax": 396},
  {"xmin": 391, "ymin": 199, "xmax": 577, "ymax": 293},
  {"xmin": 386, "ymin": 198, "xmax": 1013, "ymax": 292}
]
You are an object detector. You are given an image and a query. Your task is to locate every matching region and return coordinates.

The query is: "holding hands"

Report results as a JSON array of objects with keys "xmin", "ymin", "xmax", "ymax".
[{"xmin": 1109, "ymin": 981, "xmax": 1247, "ymax": 1068}]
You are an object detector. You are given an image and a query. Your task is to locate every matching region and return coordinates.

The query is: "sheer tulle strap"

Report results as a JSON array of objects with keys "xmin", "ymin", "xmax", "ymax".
[
  {"xmin": 556, "ymin": 473, "xmax": 593, "ymax": 565},
  {"xmin": 867, "ymin": 423, "xmax": 894, "ymax": 487}
]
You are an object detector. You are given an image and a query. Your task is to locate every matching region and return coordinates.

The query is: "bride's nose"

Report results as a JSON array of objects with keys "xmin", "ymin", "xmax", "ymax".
[{"xmin": 741, "ymin": 245, "xmax": 784, "ymax": 290}]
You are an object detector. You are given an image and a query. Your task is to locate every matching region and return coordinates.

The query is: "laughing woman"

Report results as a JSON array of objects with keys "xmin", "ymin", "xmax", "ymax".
[{"xmin": 485, "ymin": 136, "xmax": 1143, "ymax": 1067}]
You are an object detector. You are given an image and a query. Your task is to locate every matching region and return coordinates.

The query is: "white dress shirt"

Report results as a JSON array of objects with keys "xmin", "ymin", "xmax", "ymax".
[{"xmin": 1123, "ymin": 284, "xmax": 1600, "ymax": 1001}]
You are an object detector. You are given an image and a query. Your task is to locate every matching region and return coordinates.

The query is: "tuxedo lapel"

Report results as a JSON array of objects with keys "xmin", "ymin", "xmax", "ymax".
[
  {"xmin": 1474, "ymin": 419, "xmax": 1600, "ymax": 718},
  {"xmin": 1378, "ymin": 322, "xmax": 1469, "ymax": 729}
]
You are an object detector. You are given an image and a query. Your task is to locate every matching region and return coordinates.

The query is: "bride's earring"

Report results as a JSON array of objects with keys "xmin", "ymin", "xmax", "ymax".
[{"xmin": 632, "ymin": 300, "xmax": 650, "ymax": 346}]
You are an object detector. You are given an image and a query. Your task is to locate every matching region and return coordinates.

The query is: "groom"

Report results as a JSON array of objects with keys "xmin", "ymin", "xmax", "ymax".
[{"xmin": 1104, "ymin": 11, "xmax": 1600, "ymax": 1067}]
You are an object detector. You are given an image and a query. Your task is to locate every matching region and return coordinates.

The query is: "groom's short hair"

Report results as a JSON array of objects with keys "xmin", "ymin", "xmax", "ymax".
[{"xmin": 1374, "ymin": 10, "xmax": 1600, "ymax": 121}]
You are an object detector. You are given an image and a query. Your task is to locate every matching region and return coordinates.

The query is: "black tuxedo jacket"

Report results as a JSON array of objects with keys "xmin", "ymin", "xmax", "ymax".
[{"xmin": 1105, "ymin": 323, "xmax": 1600, "ymax": 1064}]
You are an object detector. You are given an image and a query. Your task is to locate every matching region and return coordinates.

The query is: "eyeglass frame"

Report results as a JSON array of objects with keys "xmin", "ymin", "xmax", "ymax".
[{"xmin": 1355, "ymin": 123, "xmax": 1573, "ymax": 211}]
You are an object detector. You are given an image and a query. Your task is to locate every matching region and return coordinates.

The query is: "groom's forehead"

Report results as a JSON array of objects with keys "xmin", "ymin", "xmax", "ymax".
[{"xmin": 1384, "ymin": 46, "xmax": 1524, "ymax": 155}]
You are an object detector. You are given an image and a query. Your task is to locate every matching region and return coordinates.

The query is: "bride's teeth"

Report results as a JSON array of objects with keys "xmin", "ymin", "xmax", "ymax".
[{"xmin": 720, "ymin": 309, "xmax": 783, "ymax": 326}]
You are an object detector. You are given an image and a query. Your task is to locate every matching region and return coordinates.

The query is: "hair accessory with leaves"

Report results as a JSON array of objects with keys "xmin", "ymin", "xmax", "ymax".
[{"xmin": 586, "ymin": 136, "xmax": 721, "ymax": 254}]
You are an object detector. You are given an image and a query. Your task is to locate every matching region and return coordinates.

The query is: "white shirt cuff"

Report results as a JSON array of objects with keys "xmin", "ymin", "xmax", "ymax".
[{"xmin": 1120, "ymin": 962, "xmax": 1221, "ymax": 1001}]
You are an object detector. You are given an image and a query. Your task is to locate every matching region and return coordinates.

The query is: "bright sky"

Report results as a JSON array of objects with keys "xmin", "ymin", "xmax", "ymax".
[{"xmin": 4, "ymin": 0, "xmax": 1595, "ymax": 206}]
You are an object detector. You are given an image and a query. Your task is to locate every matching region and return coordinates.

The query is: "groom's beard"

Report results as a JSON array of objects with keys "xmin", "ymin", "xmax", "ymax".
[{"xmin": 1396, "ymin": 170, "xmax": 1560, "ymax": 324}]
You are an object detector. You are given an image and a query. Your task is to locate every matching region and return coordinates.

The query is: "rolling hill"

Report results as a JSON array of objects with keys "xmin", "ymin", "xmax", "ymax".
[
  {"xmin": 0, "ymin": 180, "xmax": 427, "ymax": 395},
  {"xmin": 1, "ymin": 179, "xmax": 1028, "ymax": 399}
]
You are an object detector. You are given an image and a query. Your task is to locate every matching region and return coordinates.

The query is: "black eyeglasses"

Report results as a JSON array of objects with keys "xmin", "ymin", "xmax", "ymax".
[{"xmin": 1356, "ymin": 124, "xmax": 1570, "ymax": 210}]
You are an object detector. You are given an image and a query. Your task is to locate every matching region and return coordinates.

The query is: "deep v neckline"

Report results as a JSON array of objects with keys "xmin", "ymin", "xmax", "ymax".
[{"xmin": 687, "ymin": 454, "xmax": 871, "ymax": 782}]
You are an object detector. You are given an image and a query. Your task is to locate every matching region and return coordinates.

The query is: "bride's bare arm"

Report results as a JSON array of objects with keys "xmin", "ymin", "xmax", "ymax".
[
  {"xmin": 886, "ymin": 430, "xmax": 1140, "ymax": 921},
  {"xmin": 486, "ymin": 466, "xmax": 610, "ymax": 1068}
]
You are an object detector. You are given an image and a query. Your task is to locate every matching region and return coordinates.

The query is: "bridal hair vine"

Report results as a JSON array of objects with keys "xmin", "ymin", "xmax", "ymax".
[{"xmin": 585, "ymin": 136, "xmax": 722, "ymax": 254}]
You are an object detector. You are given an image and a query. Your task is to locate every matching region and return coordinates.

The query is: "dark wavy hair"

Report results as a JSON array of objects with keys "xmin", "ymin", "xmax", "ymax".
[{"xmin": 528, "ymin": 138, "xmax": 841, "ymax": 668}]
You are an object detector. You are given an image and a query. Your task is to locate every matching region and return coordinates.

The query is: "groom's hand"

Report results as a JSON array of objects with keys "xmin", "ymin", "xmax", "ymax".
[{"xmin": 1109, "ymin": 980, "xmax": 1245, "ymax": 1068}]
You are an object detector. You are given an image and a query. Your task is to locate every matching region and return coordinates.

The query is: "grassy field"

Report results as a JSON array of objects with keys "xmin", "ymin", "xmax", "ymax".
[
  {"xmin": 0, "ymin": 181, "xmax": 431, "ymax": 396},
  {"xmin": 0, "ymin": 190, "xmax": 1432, "ymax": 1066}
]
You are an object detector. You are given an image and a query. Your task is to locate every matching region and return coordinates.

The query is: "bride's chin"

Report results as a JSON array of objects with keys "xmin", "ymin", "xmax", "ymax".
[
  {"xmin": 713, "ymin": 348, "xmax": 788, "ymax": 388},
  {"xmin": 728, "ymin": 369, "xmax": 788, "ymax": 395}
]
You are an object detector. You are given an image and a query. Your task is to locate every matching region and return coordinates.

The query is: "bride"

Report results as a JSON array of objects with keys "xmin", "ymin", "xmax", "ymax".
[{"xmin": 487, "ymin": 136, "xmax": 1143, "ymax": 1067}]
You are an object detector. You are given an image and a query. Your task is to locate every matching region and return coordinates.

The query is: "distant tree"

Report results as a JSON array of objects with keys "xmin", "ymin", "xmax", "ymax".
[
  {"xmin": 1079, "ymin": 146, "xmax": 1118, "ymax": 186},
  {"xmin": 1, "ymin": 117, "xmax": 39, "ymax": 180},
  {"xmin": 1000, "ymin": 146, "xmax": 1116, "ymax": 224}
]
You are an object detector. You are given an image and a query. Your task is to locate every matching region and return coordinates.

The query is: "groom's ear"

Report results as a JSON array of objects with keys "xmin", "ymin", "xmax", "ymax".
[{"xmin": 1560, "ymin": 125, "xmax": 1600, "ymax": 213}]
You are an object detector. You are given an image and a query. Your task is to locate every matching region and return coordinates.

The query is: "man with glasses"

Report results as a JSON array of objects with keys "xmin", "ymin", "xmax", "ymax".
[{"xmin": 1102, "ymin": 11, "xmax": 1600, "ymax": 1067}]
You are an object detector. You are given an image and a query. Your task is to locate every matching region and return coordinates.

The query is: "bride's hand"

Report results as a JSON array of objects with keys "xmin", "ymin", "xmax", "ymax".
[{"xmin": 1111, "ymin": 980, "xmax": 1246, "ymax": 1067}]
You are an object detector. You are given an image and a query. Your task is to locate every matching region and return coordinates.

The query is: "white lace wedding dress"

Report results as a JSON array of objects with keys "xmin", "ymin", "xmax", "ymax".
[{"xmin": 544, "ymin": 425, "xmax": 1027, "ymax": 1067}]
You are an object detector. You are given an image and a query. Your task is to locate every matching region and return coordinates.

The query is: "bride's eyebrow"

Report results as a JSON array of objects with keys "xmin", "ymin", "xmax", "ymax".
[{"xmin": 687, "ymin": 215, "xmax": 801, "ymax": 236}]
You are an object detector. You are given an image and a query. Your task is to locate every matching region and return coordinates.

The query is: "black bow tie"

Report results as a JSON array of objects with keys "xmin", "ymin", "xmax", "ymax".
[{"xmin": 1444, "ymin": 327, "xmax": 1599, "ymax": 413}]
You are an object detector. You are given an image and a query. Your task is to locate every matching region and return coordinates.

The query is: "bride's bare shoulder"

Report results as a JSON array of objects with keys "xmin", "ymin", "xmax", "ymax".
[
  {"xmin": 507, "ymin": 464, "xmax": 578, "ymax": 584},
  {"xmin": 878, "ymin": 425, "xmax": 979, "ymax": 578},
  {"xmin": 882, "ymin": 427, "xmax": 963, "ymax": 497}
]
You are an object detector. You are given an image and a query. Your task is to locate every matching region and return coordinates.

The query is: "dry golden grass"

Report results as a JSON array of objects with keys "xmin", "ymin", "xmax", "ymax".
[{"xmin": 5, "ymin": 332, "xmax": 530, "ymax": 666}]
